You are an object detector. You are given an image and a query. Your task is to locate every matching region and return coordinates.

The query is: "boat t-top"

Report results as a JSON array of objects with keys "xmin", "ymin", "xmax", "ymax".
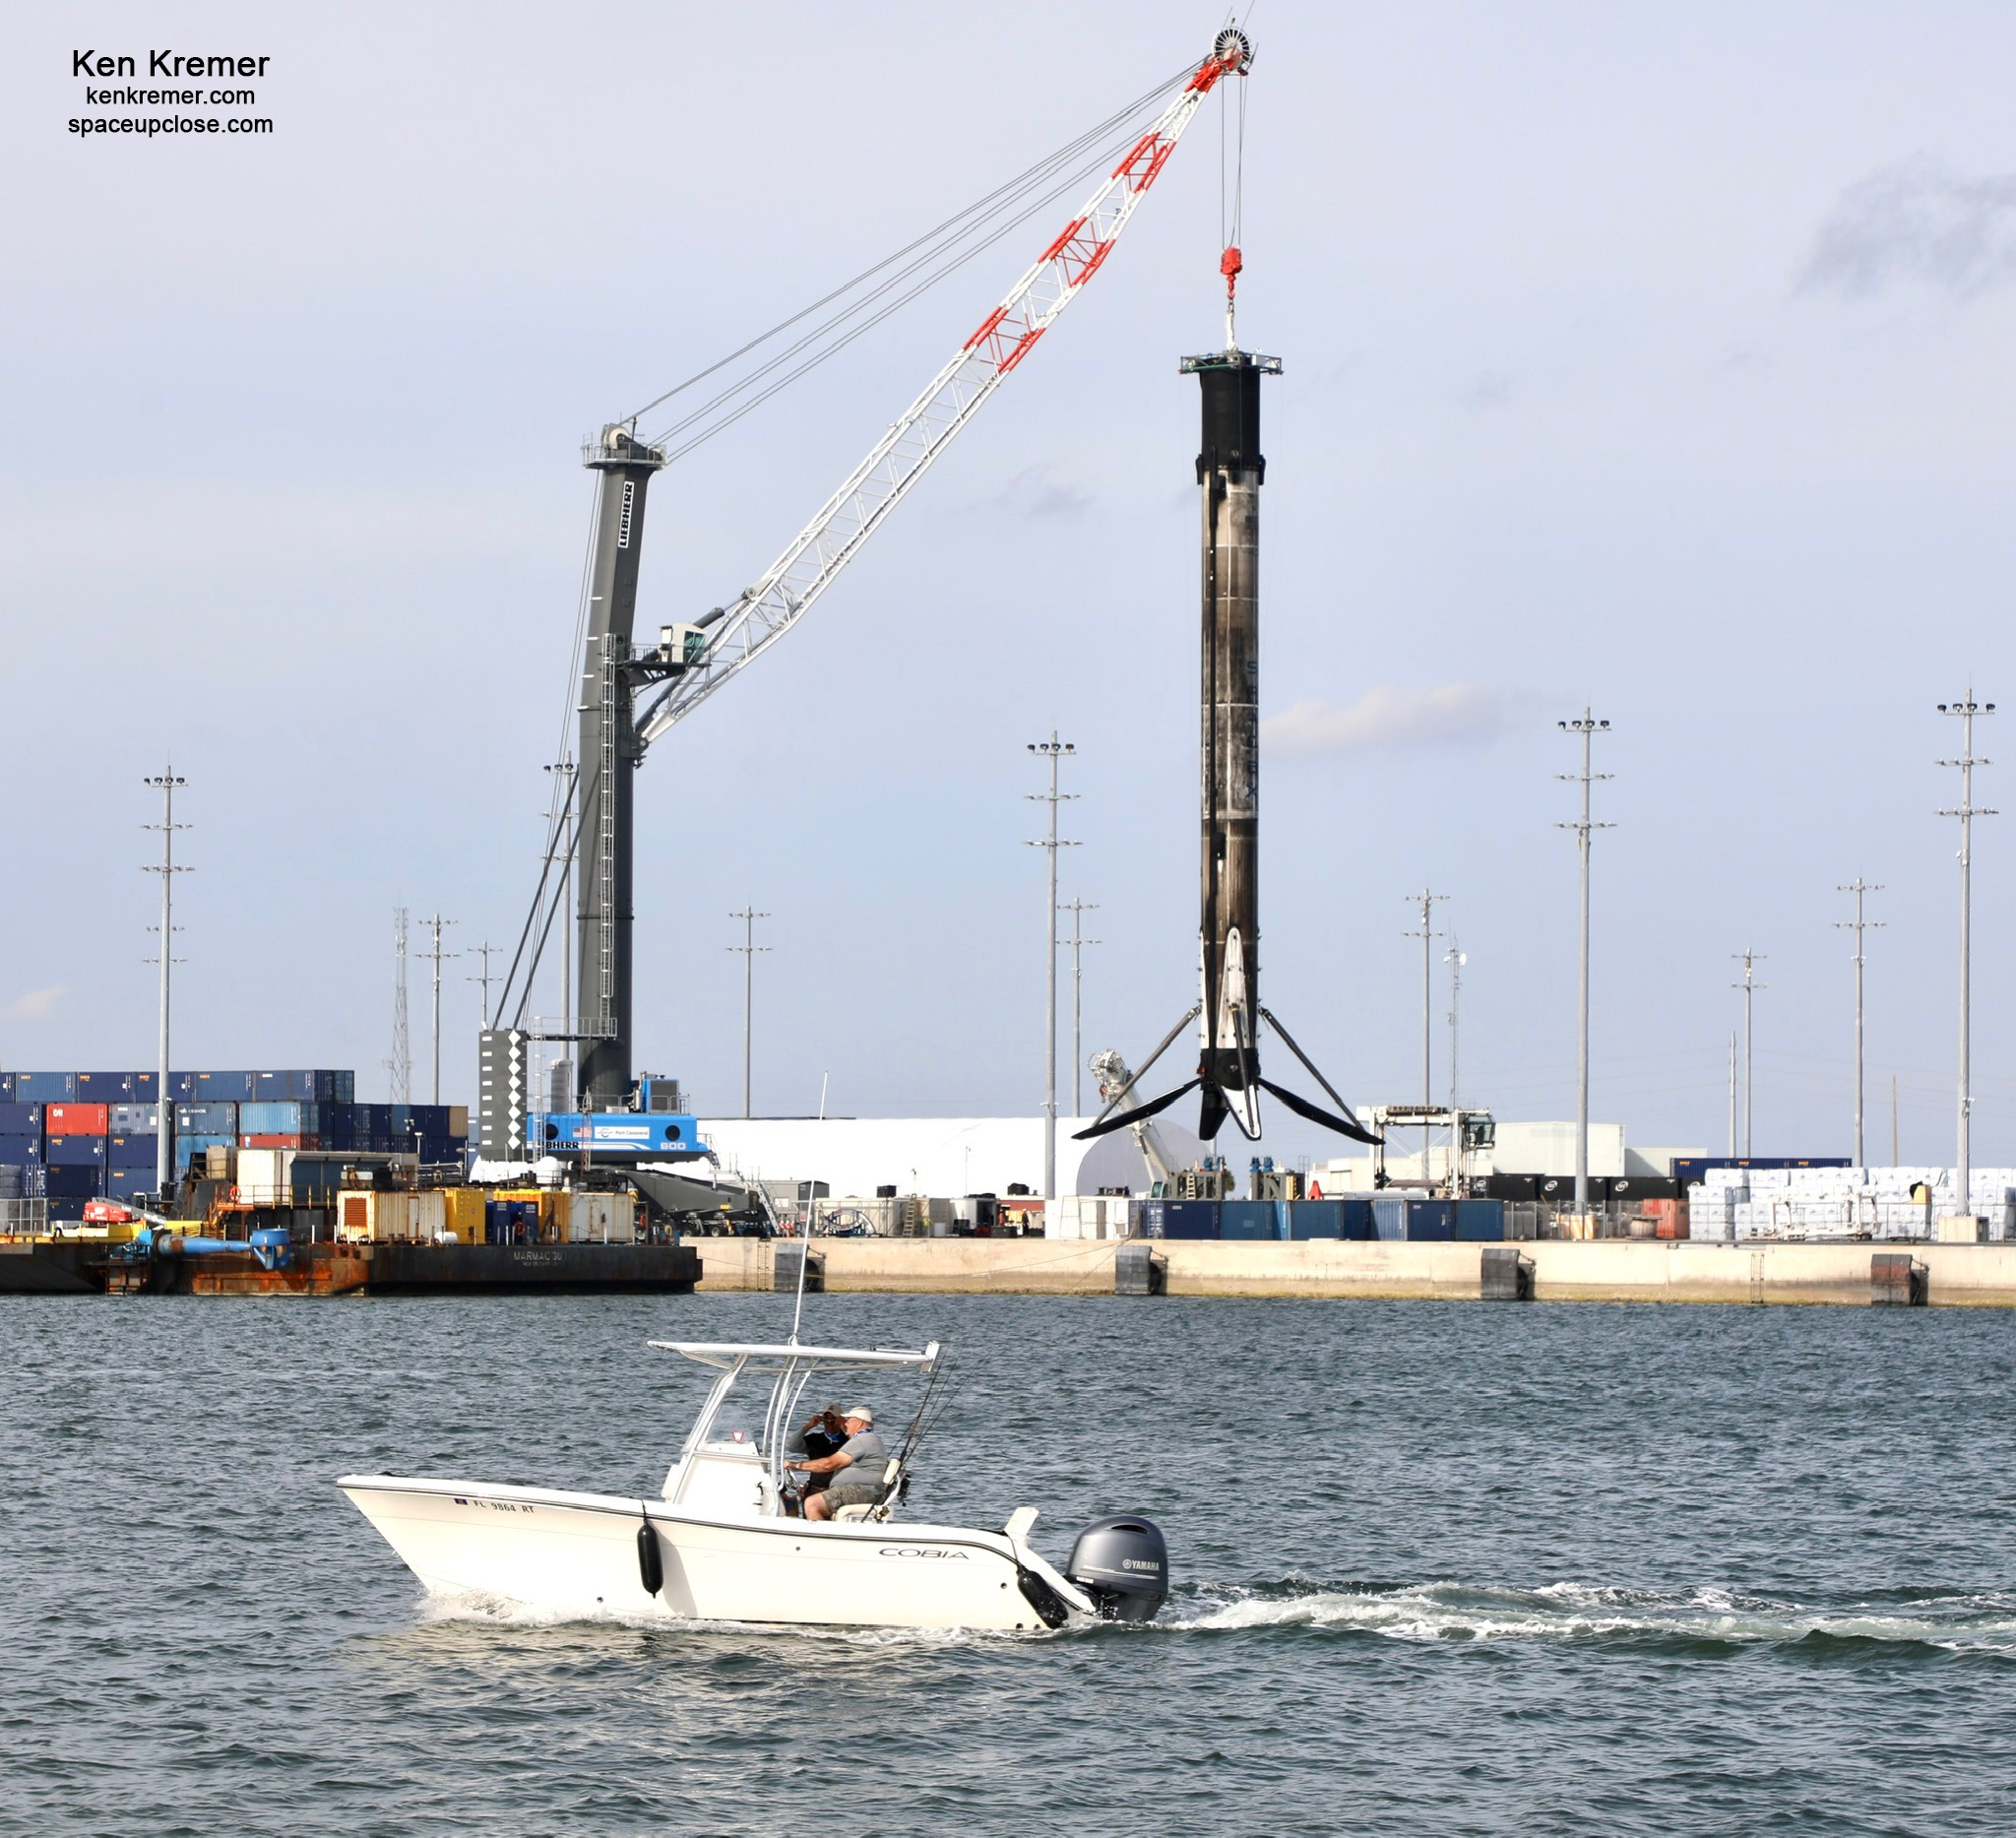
[{"xmin": 339, "ymin": 1335, "xmax": 1167, "ymax": 1632}]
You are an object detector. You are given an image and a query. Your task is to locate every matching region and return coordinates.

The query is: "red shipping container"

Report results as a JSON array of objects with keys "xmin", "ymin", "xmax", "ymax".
[
  {"xmin": 241, "ymin": 1133, "xmax": 321, "ymax": 1150},
  {"xmin": 45, "ymin": 1103, "xmax": 108, "ymax": 1135}
]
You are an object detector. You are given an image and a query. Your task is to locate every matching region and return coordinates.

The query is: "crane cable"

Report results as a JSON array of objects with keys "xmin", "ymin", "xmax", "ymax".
[{"xmin": 621, "ymin": 60, "xmax": 1194, "ymax": 439}]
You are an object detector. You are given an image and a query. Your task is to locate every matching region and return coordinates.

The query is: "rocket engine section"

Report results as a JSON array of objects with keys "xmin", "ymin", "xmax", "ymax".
[{"xmin": 1194, "ymin": 351, "xmax": 1272, "ymax": 1139}]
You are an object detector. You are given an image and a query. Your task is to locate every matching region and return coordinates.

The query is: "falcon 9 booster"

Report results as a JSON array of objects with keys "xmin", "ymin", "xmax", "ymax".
[{"xmin": 1076, "ymin": 343, "xmax": 1376, "ymax": 1149}]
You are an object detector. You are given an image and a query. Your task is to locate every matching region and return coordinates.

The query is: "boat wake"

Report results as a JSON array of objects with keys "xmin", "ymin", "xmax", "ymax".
[{"xmin": 1162, "ymin": 1579, "xmax": 2016, "ymax": 1654}]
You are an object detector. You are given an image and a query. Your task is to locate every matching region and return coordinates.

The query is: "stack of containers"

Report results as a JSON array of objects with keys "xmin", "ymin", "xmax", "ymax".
[{"xmin": 0, "ymin": 1067, "xmax": 471, "ymax": 1210}]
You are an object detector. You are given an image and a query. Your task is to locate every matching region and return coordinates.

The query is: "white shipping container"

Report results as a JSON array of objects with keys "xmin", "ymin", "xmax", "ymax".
[{"xmin": 566, "ymin": 1192, "xmax": 636, "ymax": 1242}]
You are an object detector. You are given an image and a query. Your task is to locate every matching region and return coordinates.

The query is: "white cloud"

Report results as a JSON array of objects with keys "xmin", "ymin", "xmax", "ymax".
[
  {"xmin": 4, "ymin": 984, "xmax": 67, "ymax": 1023},
  {"xmin": 1802, "ymin": 158, "xmax": 2016, "ymax": 299},
  {"xmin": 1262, "ymin": 684, "xmax": 1516, "ymax": 757}
]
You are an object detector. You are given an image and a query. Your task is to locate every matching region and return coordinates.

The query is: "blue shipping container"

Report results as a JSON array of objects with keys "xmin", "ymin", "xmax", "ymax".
[
  {"xmin": 1453, "ymin": 1198, "xmax": 1506, "ymax": 1241},
  {"xmin": 16, "ymin": 1072, "xmax": 77, "ymax": 1104},
  {"xmin": 241, "ymin": 1102, "xmax": 324, "ymax": 1135},
  {"xmin": 107, "ymin": 1134, "xmax": 158, "ymax": 1167},
  {"xmin": 110, "ymin": 1105, "xmax": 159, "ymax": 1134},
  {"xmin": 1339, "ymin": 1197, "xmax": 1377, "ymax": 1240},
  {"xmin": 1159, "ymin": 1199, "xmax": 1221, "ymax": 1239},
  {"xmin": 253, "ymin": 1070, "xmax": 352, "ymax": 1102},
  {"xmin": 164, "ymin": 1071, "xmax": 198, "ymax": 1101},
  {"xmin": 44, "ymin": 1165, "xmax": 104, "ymax": 1198},
  {"xmin": 174, "ymin": 1103, "xmax": 238, "ymax": 1134},
  {"xmin": 1371, "ymin": 1195, "xmax": 1407, "ymax": 1241},
  {"xmin": 1220, "ymin": 1199, "xmax": 1278, "ymax": 1240},
  {"xmin": 45, "ymin": 1195, "xmax": 90, "ymax": 1223},
  {"xmin": 1406, "ymin": 1199, "xmax": 1455, "ymax": 1241},
  {"xmin": 176, "ymin": 1133, "xmax": 234, "ymax": 1171},
  {"xmin": 1288, "ymin": 1199, "xmax": 1344, "ymax": 1239},
  {"xmin": 0, "ymin": 1102, "xmax": 42, "ymax": 1133},
  {"xmin": 75, "ymin": 1071, "xmax": 140, "ymax": 1100},
  {"xmin": 0, "ymin": 1134, "xmax": 41, "ymax": 1168},
  {"xmin": 194, "ymin": 1071, "xmax": 256, "ymax": 1101},
  {"xmin": 46, "ymin": 1135, "xmax": 106, "ymax": 1166},
  {"xmin": 0, "ymin": 1073, "xmax": 12, "ymax": 1102}
]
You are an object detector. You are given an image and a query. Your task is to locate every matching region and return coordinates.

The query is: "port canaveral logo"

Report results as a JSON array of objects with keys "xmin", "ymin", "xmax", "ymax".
[{"xmin": 589, "ymin": 1124, "xmax": 653, "ymax": 1143}]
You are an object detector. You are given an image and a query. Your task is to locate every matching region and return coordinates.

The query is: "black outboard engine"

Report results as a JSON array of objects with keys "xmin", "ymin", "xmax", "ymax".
[{"xmin": 1066, "ymin": 1516, "xmax": 1168, "ymax": 1621}]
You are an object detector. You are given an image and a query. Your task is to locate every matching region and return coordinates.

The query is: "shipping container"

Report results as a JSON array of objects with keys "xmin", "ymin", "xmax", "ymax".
[
  {"xmin": 439, "ymin": 1187, "xmax": 486, "ymax": 1244},
  {"xmin": 241, "ymin": 1102, "xmax": 326, "ymax": 1136},
  {"xmin": 1670, "ymin": 1156, "xmax": 1851, "ymax": 1185},
  {"xmin": 0, "ymin": 1133, "xmax": 40, "ymax": 1166},
  {"xmin": 44, "ymin": 1103, "xmax": 108, "ymax": 1136},
  {"xmin": 17, "ymin": 1073, "xmax": 77, "ymax": 1104},
  {"xmin": 43, "ymin": 1164, "xmax": 105, "ymax": 1197},
  {"xmin": 174, "ymin": 1132, "xmax": 234, "ymax": 1172},
  {"xmin": 0, "ymin": 1102, "xmax": 43, "ymax": 1134},
  {"xmin": 1340, "ymin": 1197, "xmax": 1377, "ymax": 1240},
  {"xmin": 109, "ymin": 1104, "xmax": 160, "ymax": 1134},
  {"xmin": 45, "ymin": 1134, "xmax": 106, "ymax": 1166},
  {"xmin": 1453, "ymin": 1198, "xmax": 1506, "ymax": 1241},
  {"xmin": 1157, "ymin": 1198, "xmax": 1220, "ymax": 1239},
  {"xmin": 1482, "ymin": 1173, "xmax": 1543, "ymax": 1202},
  {"xmin": 1406, "ymin": 1198, "xmax": 1456, "ymax": 1241},
  {"xmin": 75, "ymin": 1071, "xmax": 140, "ymax": 1100},
  {"xmin": 174, "ymin": 1102, "xmax": 238, "ymax": 1134},
  {"xmin": 163, "ymin": 1071, "xmax": 198, "ymax": 1101},
  {"xmin": 567, "ymin": 1191, "xmax": 637, "ymax": 1242},
  {"xmin": 252, "ymin": 1069, "xmax": 353, "ymax": 1103},
  {"xmin": 0, "ymin": 1073, "xmax": 13, "ymax": 1102},
  {"xmin": 194, "ymin": 1070, "xmax": 256, "ymax": 1101},
  {"xmin": 106, "ymin": 1134, "xmax": 159, "ymax": 1167},
  {"xmin": 1287, "ymin": 1199, "xmax": 1344, "ymax": 1239},
  {"xmin": 242, "ymin": 1134, "xmax": 323, "ymax": 1151},
  {"xmin": 1371, "ymin": 1195, "xmax": 1407, "ymax": 1240},
  {"xmin": 1220, "ymin": 1199, "xmax": 1278, "ymax": 1240},
  {"xmin": 447, "ymin": 1105, "xmax": 470, "ymax": 1137},
  {"xmin": 44, "ymin": 1195, "xmax": 89, "ymax": 1223}
]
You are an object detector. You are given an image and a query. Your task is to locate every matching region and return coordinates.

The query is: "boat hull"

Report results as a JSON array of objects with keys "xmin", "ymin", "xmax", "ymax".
[{"xmin": 338, "ymin": 1475, "xmax": 1071, "ymax": 1632}]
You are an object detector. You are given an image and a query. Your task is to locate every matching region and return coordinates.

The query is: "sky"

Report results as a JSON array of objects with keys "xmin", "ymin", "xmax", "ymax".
[{"xmin": 4, "ymin": 2, "xmax": 2014, "ymax": 1173}]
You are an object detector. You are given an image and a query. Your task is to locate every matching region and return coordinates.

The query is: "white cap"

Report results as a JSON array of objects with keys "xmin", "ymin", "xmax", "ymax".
[{"xmin": 843, "ymin": 1404, "xmax": 873, "ymax": 1426}]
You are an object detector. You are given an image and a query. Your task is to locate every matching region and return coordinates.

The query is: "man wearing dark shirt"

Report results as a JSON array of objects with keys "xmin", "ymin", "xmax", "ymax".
[{"xmin": 789, "ymin": 1406, "xmax": 891, "ymax": 1522}]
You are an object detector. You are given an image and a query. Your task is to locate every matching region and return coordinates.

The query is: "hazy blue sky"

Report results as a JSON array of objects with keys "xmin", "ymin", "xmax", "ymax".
[{"xmin": 5, "ymin": 2, "xmax": 2014, "ymax": 1172}]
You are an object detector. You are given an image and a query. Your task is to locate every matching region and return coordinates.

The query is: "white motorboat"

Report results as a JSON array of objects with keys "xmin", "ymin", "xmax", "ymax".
[{"xmin": 338, "ymin": 1337, "xmax": 1167, "ymax": 1632}]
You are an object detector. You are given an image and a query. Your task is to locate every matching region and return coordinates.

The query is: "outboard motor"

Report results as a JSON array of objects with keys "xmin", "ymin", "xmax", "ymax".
[{"xmin": 1066, "ymin": 1516, "xmax": 1168, "ymax": 1621}]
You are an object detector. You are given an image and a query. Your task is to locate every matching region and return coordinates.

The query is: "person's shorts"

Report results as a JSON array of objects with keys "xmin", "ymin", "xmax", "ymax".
[{"xmin": 822, "ymin": 1484, "xmax": 882, "ymax": 1513}]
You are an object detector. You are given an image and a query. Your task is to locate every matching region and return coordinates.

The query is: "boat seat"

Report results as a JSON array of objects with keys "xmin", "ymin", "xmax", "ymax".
[
  {"xmin": 832, "ymin": 1457, "xmax": 904, "ymax": 1523},
  {"xmin": 831, "ymin": 1502, "xmax": 877, "ymax": 1523}
]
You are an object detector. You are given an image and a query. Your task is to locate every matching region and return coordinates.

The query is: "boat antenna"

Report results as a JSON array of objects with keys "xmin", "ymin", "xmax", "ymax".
[{"xmin": 788, "ymin": 1225, "xmax": 811, "ymax": 1345}]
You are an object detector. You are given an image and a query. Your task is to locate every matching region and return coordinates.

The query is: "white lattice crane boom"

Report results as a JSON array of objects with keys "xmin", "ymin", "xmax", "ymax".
[{"xmin": 636, "ymin": 31, "xmax": 1251, "ymax": 748}]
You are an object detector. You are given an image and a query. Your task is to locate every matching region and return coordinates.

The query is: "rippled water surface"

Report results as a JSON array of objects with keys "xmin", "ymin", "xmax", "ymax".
[{"xmin": 5, "ymin": 1293, "xmax": 2014, "ymax": 1834}]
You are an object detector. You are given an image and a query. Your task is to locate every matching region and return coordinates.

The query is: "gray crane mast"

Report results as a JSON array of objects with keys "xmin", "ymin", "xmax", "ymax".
[{"xmin": 574, "ymin": 425, "xmax": 668, "ymax": 1112}]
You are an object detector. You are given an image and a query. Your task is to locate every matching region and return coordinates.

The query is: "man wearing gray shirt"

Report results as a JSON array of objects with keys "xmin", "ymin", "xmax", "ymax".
[{"xmin": 790, "ymin": 1406, "xmax": 891, "ymax": 1522}]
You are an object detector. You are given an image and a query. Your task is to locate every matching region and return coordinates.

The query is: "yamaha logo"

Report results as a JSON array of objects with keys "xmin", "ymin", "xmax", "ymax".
[{"xmin": 879, "ymin": 1547, "xmax": 968, "ymax": 1559}]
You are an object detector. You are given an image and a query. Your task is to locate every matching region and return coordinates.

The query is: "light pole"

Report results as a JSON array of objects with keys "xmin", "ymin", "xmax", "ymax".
[
  {"xmin": 1557, "ymin": 712, "xmax": 1612, "ymax": 1212},
  {"xmin": 1937, "ymin": 692, "xmax": 1995, "ymax": 1219},
  {"xmin": 416, "ymin": 915, "xmax": 458, "ymax": 1106},
  {"xmin": 726, "ymin": 906, "xmax": 770, "ymax": 1119},
  {"xmin": 466, "ymin": 940, "xmax": 498, "ymax": 1029},
  {"xmin": 142, "ymin": 768, "xmax": 190, "ymax": 1199},
  {"xmin": 1058, "ymin": 899, "xmax": 1100, "ymax": 1116},
  {"xmin": 1444, "ymin": 938, "xmax": 1466, "ymax": 1111},
  {"xmin": 1835, "ymin": 881, "xmax": 1884, "ymax": 1168},
  {"xmin": 1403, "ymin": 890, "xmax": 1446, "ymax": 1183},
  {"xmin": 1026, "ymin": 735, "xmax": 1078, "ymax": 1200},
  {"xmin": 1732, "ymin": 949, "xmax": 1766, "ymax": 1157}
]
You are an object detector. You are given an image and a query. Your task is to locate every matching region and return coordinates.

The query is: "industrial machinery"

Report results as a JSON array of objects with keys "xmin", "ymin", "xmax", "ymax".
[
  {"xmin": 1088, "ymin": 1047, "xmax": 1182, "ymax": 1192},
  {"xmin": 483, "ymin": 32, "xmax": 1258, "ymax": 1160}
]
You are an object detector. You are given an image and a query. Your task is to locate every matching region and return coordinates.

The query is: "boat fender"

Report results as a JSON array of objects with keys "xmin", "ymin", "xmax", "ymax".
[
  {"xmin": 636, "ymin": 1514, "xmax": 663, "ymax": 1597},
  {"xmin": 1015, "ymin": 1565, "xmax": 1070, "ymax": 1630}
]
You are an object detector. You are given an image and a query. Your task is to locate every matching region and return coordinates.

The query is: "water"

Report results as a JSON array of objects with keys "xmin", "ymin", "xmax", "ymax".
[{"xmin": 5, "ymin": 1293, "xmax": 2014, "ymax": 1835}]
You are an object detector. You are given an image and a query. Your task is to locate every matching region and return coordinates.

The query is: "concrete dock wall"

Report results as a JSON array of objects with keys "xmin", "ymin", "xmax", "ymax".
[{"xmin": 695, "ymin": 1237, "xmax": 2016, "ymax": 1307}]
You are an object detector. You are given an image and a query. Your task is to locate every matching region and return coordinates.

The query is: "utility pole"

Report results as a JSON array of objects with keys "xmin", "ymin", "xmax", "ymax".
[
  {"xmin": 142, "ymin": 768, "xmax": 190, "ymax": 1199},
  {"xmin": 1444, "ymin": 938, "xmax": 1466, "ymax": 1111},
  {"xmin": 1403, "ymin": 890, "xmax": 1447, "ymax": 1183},
  {"xmin": 1026, "ymin": 735, "xmax": 1078, "ymax": 1200},
  {"xmin": 416, "ymin": 915, "xmax": 458, "ymax": 1107},
  {"xmin": 1557, "ymin": 711, "xmax": 1612, "ymax": 1212},
  {"xmin": 1058, "ymin": 899, "xmax": 1100, "ymax": 1116},
  {"xmin": 1727, "ymin": 1032, "xmax": 1737, "ymax": 1158},
  {"xmin": 466, "ymin": 940, "xmax": 498, "ymax": 1029},
  {"xmin": 1937, "ymin": 692, "xmax": 1994, "ymax": 1219},
  {"xmin": 1732, "ymin": 949, "xmax": 1766, "ymax": 1157},
  {"xmin": 726, "ymin": 906, "xmax": 770, "ymax": 1119},
  {"xmin": 1835, "ymin": 881, "xmax": 1884, "ymax": 1167},
  {"xmin": 388, "ymin": 908, "xmax": 410, "ymax": 1106}
]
